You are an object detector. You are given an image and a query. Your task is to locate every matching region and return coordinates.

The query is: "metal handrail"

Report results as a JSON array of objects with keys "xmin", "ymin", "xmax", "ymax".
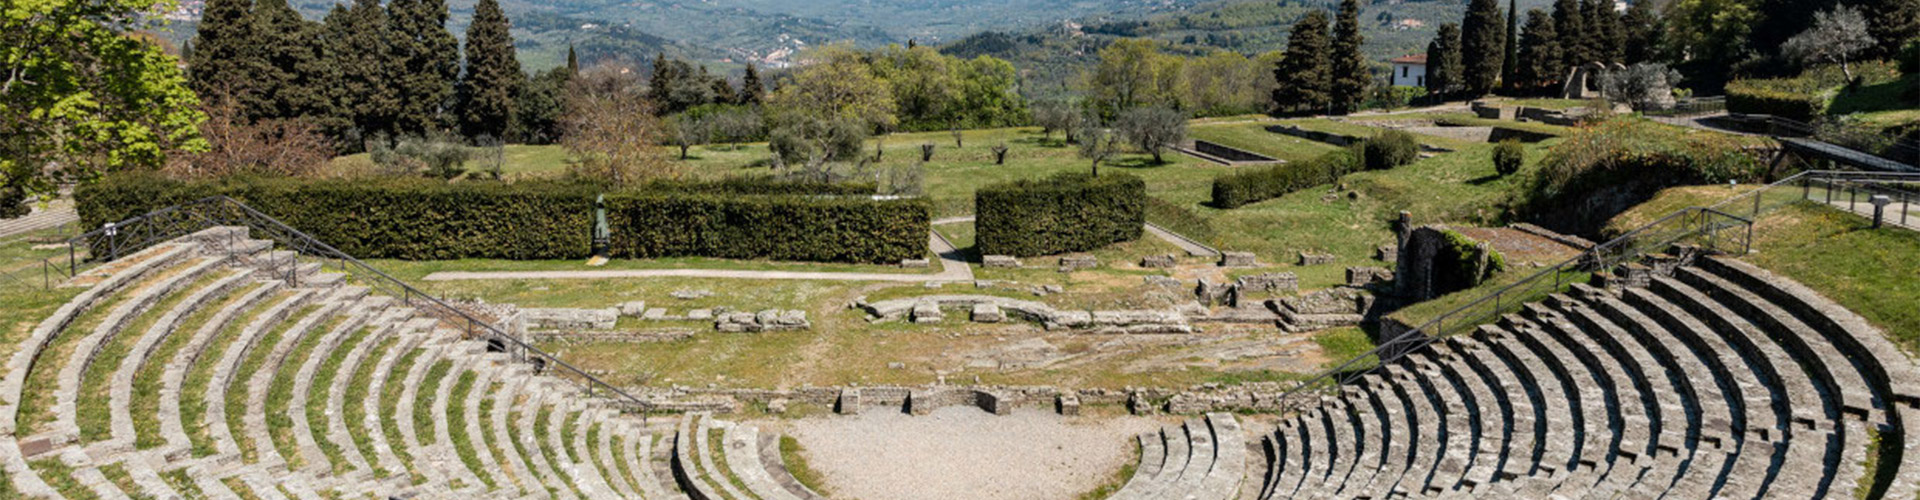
[
  {"xmin": 1271, "ymin": 169, "xmax": 1912, "ymax": 414},
  {"xmin": 43, "ymin": 196, "xmax": 655, "ymax": 413}
]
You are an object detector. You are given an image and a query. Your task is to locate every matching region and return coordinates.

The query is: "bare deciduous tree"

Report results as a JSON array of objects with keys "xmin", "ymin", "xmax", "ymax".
[
  {"xmin": 561, "ymin": 64, "xmax": 674, "ymax": 184},
  {"xmin": 167, "ymin": 92, "xmax": 331, "ymax": 179},
  {"xmin": 990, "ymin": 143, "xmax": 1009, "ymax": 165}
]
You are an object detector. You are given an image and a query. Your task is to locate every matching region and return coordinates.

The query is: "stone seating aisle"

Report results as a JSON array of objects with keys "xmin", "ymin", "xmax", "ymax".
[
  {"xmin": 0, "ymin": 227, "xmax": 722, "ymax": 499},
  {"xmin": 1107, "ymin": 412, "xmax": 1244, "ymax": 500},
  {"xmin": 1252, "ymin": 250, "xmax": 1920, "ymax": 499},
  {"xmin": 669, "ymin": 412, "xmax": 830, "ymax": 500}
]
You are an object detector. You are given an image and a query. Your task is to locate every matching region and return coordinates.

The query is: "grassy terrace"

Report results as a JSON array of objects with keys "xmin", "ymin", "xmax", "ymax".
[
  {"xmin": 78, "ymin": 269, "xmax": 229, "ymax": 442},
  {"xmin": 380, "ymin": 347, "xmax": 425, "ymax": 483},
  {"xmin": 308, "ymin": 323, "xmax": 374, "ymax": 475},
  {"xmin": 448, "ymin": 370, "xmax": 497, "ymax": 489},
  {"xmin": 343, "ymin": 335, "xmax": 396, "ymax": 477},
  {"xmin": 132, "ymin": 280, "xmax": 256, "ymax": 449},
  {"xmin": 228, "ymin": 304, "xmax": 322, "ymax": 463},
  {"xmin": 186, "ymin": 291, "xmax": 293, "ymax": 457},
  {"xmin": 507, "ymin": 397, "xmax": 562, "ymax": 498},
  {"xmin": 17, "ymin": 258, "xmax": 185, "ymax": 436},
  {"xmin": 267, "ymin": 312, "xmax": 348, "ymax": 468}
]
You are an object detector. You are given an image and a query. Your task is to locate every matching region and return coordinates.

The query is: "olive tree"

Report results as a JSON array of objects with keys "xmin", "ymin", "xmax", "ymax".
[
  {"xmin": 1116, "ymin": 106, "xmax": 1187, "ymax": 164},
  {"xmin": 1782, "ymin": 5, "xmax": 1876, "ymax": 80}
]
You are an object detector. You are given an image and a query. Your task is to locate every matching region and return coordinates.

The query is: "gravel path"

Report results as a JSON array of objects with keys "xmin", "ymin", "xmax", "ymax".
[
  {"xmin": 423, "ymin": 232, "xmax": 972, "ymax": 282},
  {"xmin": 782, "ymin": 407, "xmax": 1161, "ymax": 500}
]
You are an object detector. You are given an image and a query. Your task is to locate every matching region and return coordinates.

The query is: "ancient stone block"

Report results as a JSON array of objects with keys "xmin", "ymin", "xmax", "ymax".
[
  {"xmin": 1141, "ymin": 254, "xmax": 1178, "ymax": 268},
  {"xmin": 1235, "ymin": 273, "xmax": 1300, "ymax": 294},
  {"xmin": 912, "ymin": 302, "xmax": 945, "ymax": 323},
  {"xmin": 1347, "ymin": 267, "xmax": 1394, "ymax": 287},
  {"xmin": 686, "ymin": 309, "xmax": 713, "ymax": 321},
  {"xmin": 1144, "ymin": 276, "xmax": 1182, "ymax": 288},
  {"xmin": 617, "ymin": 301, "xmax": 648, "ymax": 317},
  {"xmin": 642, "ymin": 308, "xmax": 667, "ymax": 321},
  {"xmin": 522, "ymin": 308, "xmax": 618, "ymax": 330},
  {"xmin": 837, "ymin": 388, "xmax": 861, "ymax": 415},
  {"xmin": 900, "ymin": 258, "xmax": 931, "ymax": 268},
  {"xmin": 972, "ymin": 303, "xmax": 1006, "ymax": 323},
  {"xmin": 1196, "ymin": 279, "xmax": 1231, "ymax": 307},
  {"xmin": 1219, "ymin": 251, "xmax": 1258, "ymax": 267},
  {"xmin": 982, "ymin": 255, "xmax": 1022, "ymax": 268},
  {"xmin": 1058, "ymin": 255, "xmax": 1098, "ymax": 271},
  {"xmin": 1376, "ymin": 244, "xmax": 1398, "ymax": 261},
  {"xmin": 1299, "ymin": 251, "xmax": 1337, "ymax": 266},
  {"xmin": 1058, "ymin": 393, "xmax": 1081, "ymax": 416},
  {"xmin": 670, "ymin": 289, "xmax": 714, "ymax": 300}
]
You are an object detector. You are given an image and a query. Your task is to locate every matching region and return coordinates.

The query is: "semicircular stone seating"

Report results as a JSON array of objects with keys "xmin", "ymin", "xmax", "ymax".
[
  {"xmin": 1252, "ymin": 246, "xmax": 1920, "ymax": 500},
  {"xmin": 0, "ymin": 227, "xmax": 841, "ymax": 500}
]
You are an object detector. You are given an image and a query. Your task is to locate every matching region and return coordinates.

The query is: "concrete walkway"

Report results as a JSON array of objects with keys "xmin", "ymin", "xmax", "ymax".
[
  {"xmin": 934, "ymin": 216, "xmax": 1220, "ymax": 258},
  {"xmin": 1820, "ymin": 196, "xmax": 1920, "ymax": 231},
  {"xmin": 422, "ymin": 232, "xmax": 974, "ymax": 283}
]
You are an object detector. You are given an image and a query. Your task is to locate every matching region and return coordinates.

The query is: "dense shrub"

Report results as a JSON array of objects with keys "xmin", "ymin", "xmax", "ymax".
[
  {"xmin": 1210, "ymin": 150, "xmax": 1358, "ymax": 209},
  {"xmin": 1526, "ymin": 119, "xmax": 1766, "ymax": 234},
  {"xmin": 0, "ymin": 187, "xmax": 26, "ymax": 219},
  {"xmin": 1359, "ymin": 130, "xmax": 1421, "ymax": 171},
  {"xmin": 1492, "ymin": 140, "xmax": 1526, "ymax": 177},
  {"xmin": 1437, "ymin": 229, "xmax": 1507, "ymax": 288},
  {"xmin": 76, "ymin": 174, "xmax": 924, "ymax": 263},
  {"xmin": 605, "ymin": 193, "xmax": 929, "ymax": 263},
  {"xmin": 976, "ymin": 173, "xmax": 1145, "ymax": 257},
  {"xmin": 1727, "ymin": 61, "xmax": 1903, "ymax": 121}
]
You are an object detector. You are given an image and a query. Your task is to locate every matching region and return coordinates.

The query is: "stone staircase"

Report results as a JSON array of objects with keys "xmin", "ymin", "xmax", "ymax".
[
  {"xmin": 1252, "ymin": 250, "xmax": 1920, "ymax": 499},
  {"xmin": 0, "ymin": 227, "xmax": 736, "ymax": 499},
  {"xmin": 1109, "ymin": 412, "xmax": 1246, "ymax": 500},
  {"xmin": 670, "ymin": 412, "xmax": 827, "ymax": 500}
]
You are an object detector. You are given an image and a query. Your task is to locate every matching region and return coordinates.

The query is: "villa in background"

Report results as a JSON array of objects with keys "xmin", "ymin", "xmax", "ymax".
[{"xmin": 1390, "ymin": 54, "xmax": 1427, "ymax": 88}]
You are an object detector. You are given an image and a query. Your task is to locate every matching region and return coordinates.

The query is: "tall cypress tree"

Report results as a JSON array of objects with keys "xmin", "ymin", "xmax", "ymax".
[
  {"xmin": 326, "ymin": 0, "xmax": 400, "ymax": 140},
  {"xmin": 1502, "ymin": 0, "xmax": 1520, "ymax": 89},
  {"xmin": 1551, "ymin": 0, "xmax": 1585, "ymax": 68},
  {"xmin": 1516, "ymin": 9, "xmax": 1560, "ymax": 92},
  {"xmin": 1621, "ymin": 0, "xmax": 1662, "ymax": 64},
  {"xmin": 741, "ymin": 64, "xmax": 766, "ymax": 105},
  {"xmin": 1580, "ymin": 0, "xmax": 1620, "ymax": 64},
  {"xmin": 566, "ymin": 45, "xmax": 579, "ymax": 75},
  {"xmin": 250, "ymin": 0, "xmax": 328, "ymax": 121},
  {"xmin": 459, "ymin": 0, "xmax": 521, "ymax": 139},
  {"xmin": 1864, "ymin": 0, "xmax": 1920, "ymax": 56},
  {"xmin": 188, "ymin": 0, "xmax": 261, "ymax": 100},
  {"xmin": 649, "ymin": 52, "xmax": 674, "ymax": 106},
  {"xmin": 1330, "ymin": 0, "xmax": 1370, "ymax": 114},
  {"xmin": 1273, "ymin": 10, "xmax": 1333, "ymax": 113},
  {"xmin": 1460, "ymin": 0, "xmax": 1506, "ymax": 95},
  {"xmin": 388, "ymin": 0, "xmax": 460, "ymax": 135},
  {"xmin": 1427, "ymin": 23, "xmax": 1464, "ymax": 98}
]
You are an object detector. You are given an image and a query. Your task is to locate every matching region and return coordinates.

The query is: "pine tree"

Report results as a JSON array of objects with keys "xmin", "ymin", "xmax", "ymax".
[
  {"xmin": 710, "ymin": 71, "xmax": 738, "ymax": 105},
  {"xmin": 1330, "ymin": 0, "xmax": 1370, "ymax": 114},
  {"xmin": 566, "ymin": 45, "xmax": 579, "ymax": 75},
  {"xmin": 1273, "ymin": 10, "xmax": 1333, "ymax": 113},
  {"xmin": 388, "ymin": 0, "xmax": 460, "ymax": 134},
  {"xmin": 1551, "ymin": 0, "xmax": 1585, "ymax": 69},
  {"xmin": 325, "ymin": 0, "xmax": 400, "ymax": 140},
  {"xmin": 1516, "ymin": 9, "xmax": 1561, "ymax": 92},
  {"xmin": 188, "ymin": 0, "xmax": 260, "ymax": 100},
  {"xmin": 1427, "ymin": 23, "xmax": 1465, "ymax": 98},
  {"xmin": 1460, "ymin": 0, "xmax": 1506, "ymax": 95},
  {"xmin": 1503, "ymin": 0, "xmax": 1520, "ymax": 89},
  {"xmin": 1621, "ymin": 0, "xmax": 1662, "ymax": 64},
  {"xmin": 249, "ymin": 0, "xmax": 329, "ymax": 121},
  {"xmin": 741, "ymin": 64, "xmax": 766, "ymax": 105},
  {"xmin": 458, "ymin": 0, "xmax": 521, "ymax": 139}
]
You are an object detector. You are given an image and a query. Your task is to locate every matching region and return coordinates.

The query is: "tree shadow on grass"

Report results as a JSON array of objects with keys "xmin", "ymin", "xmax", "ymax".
[
  {"xmin": 1466, "ymin": 174, "xmax": 1505, "ymax": 186},
  {"xmin": 1105, "ymin": 157, "xmax": 1175, "ymax": 170}
]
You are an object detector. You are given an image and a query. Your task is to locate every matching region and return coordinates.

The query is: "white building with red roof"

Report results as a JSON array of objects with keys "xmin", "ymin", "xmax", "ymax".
[{"xmin": 1390, "ymin": 54, "xmax": 1427, "ymax": 88}]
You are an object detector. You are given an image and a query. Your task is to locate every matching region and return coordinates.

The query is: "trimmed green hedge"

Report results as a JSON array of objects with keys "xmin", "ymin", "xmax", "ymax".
[
  {"xmin": 1726, "ymin": 78, "xmax": 1832, "ymax": 121},
  {"xmin": 975, "ymin": 173, "xmax": 1145, "ymax": 257},
  {"xmin": 76, "ymin": 174, "xmax": 926, "ymax": 263},
  {"xmin": 1210, "ymin": 150, "xmax": 1357, "ymax": 209},
  {"xmin": 605, "ymin": 193, "xmax": 929, "ymax": 263}
]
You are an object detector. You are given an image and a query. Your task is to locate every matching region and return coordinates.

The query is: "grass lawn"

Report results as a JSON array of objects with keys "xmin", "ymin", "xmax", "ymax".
[{"xmin": 1740, "ymin": 203, "xmax": 1920, "ymax": 353}]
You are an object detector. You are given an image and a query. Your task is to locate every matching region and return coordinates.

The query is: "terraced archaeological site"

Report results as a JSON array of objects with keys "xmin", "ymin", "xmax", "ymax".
[{"xmin": 0, "ymin": 159, "xmax": 1916, "ymax": 500}]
